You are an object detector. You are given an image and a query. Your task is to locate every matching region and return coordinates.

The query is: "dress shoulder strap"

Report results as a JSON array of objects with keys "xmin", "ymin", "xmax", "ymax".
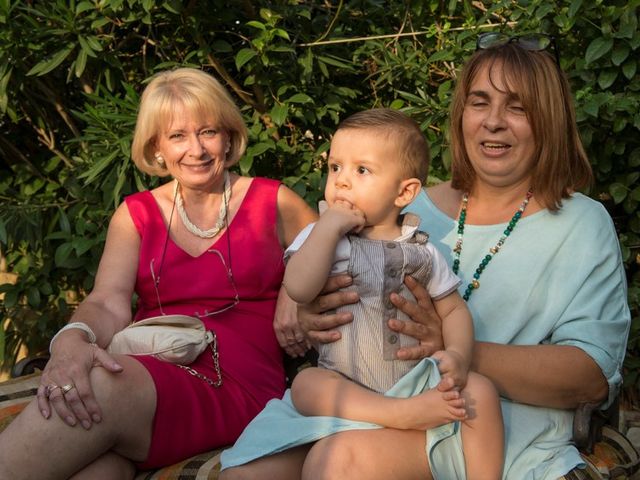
[{"xmin": 124, "ymin": 191, "xmax": 164, "ymax": 237}]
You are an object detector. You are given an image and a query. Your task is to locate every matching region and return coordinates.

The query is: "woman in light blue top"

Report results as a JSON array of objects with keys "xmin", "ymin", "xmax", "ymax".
[{"xmin": 220, "ymin": 33, "xmax": 631, "ymax": 479}]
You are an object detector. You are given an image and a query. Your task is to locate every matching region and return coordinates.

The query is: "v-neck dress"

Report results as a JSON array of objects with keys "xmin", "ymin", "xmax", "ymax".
[{"xmin": 124, "ymin": 177, "xmax": 286, "ymax": 469}]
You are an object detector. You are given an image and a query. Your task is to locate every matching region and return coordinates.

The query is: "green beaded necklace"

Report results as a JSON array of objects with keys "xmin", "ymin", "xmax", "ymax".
[{"xmin": 452, "ymin": 189, "xmax": 533, "ymax": 301}]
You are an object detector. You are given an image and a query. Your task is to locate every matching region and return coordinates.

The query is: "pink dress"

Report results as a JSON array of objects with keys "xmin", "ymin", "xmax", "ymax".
[{"xmin": 124, "ymin": 177, "xmax": 286, "ymax": 469}]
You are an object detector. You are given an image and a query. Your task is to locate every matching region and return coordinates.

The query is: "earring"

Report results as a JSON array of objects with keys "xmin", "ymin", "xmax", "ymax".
[
  {"xmin": 225, "ymin": 143, "xmax": 231, "ymax": 154},
  {"xmin": 154, "ymin": 152, "xmax": 165, "ymax": 166}
]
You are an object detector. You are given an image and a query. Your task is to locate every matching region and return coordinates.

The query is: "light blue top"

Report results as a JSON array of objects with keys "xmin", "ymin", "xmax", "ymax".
[{"xmin": 221, "ymin": 190, "xmax": 631, "ymax": 479}]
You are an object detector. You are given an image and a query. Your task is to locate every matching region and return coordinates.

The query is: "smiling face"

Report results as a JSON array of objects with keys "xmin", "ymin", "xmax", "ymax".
[
  {"xmin": 325, "ymin": 128, "xmax": 411, "ymax": 235},
  {"xmin": 461, "ymin": 63, "xmax": 537, "ymax": 190},
  {"xmin": 154, "ymin": 103, "xmax": 230, "ymax": 192}
]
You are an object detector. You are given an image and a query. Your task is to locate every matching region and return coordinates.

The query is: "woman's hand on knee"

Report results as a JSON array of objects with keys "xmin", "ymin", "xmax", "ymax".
[
  {"xmin": 388, "ymin": 275, "xmax": 445, "ymax": 360},
  {"xmin": 298, "ymin": 275, "xmax": 358, "ymax": 344},
  {"xmin": 37, "ymin": 339, "xmax": 123, "ymax": 429}
]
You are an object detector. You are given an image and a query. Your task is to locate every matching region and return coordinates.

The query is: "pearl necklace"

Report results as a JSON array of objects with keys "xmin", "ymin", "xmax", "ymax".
[
  {"xmin": 452, "ymin": 189, "xmax": 533, "ymax": 301},
  {"xmin": 174, "ymin": 170, "xmax": 231, "ymax": 239}
]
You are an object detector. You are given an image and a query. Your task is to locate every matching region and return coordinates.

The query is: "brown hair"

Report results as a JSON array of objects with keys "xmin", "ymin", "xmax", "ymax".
[
  {"xmin": 449, "ymin": 44, "xmax": 593, "ymax": 210},
  {"xmin": 336, "ymin": 108, "xmax": 430, "ymax": 184},
  {"xmin": 131, "ymin": 68, "xmax": 248, "ymax": 176}
]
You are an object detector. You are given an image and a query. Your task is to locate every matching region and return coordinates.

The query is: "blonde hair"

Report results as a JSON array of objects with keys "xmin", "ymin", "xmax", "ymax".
[
  {"xmin": 131, "ymin": 68, "xmax": 248, "ymax": 176},
  {"xmin": 336, "ymin": 108, "xmax": 430, "ymax": 184},
  {"xmin": 449, "ymin": 44, "xmax": 593, "ymax": 210}
]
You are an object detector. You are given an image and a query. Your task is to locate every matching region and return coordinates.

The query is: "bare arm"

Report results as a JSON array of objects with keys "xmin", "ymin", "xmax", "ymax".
[
  {"xmin": 53, "ymin": 203, "xmax": 140, "ymax": 346},
  {"xmin": 273, "ymin": 185, "xmax": 317, "ymax": 354},
  {"xmin": 472, "ymin": 342, "xmax": 607, "ymax": 408},
  {"xmin": 431, "ymin": 291, "xmax": 474, "ymax": 388},
  {"xmin": 284, "ymin": 203, "xmax": 364, "ymax": 304},
  {"xmin": 276, "ymin": 185, "xmax": 317, "ymax": 248},
  {"xmin": 38, "ymin": 203, "xmax": 141, "ymax": 427},
  {"xmin": 284, "ymin": 223, "xmax": 342, "ymax": 304}
]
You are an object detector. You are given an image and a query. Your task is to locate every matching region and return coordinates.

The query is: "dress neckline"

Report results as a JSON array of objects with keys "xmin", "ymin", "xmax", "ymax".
[
  {"xmin": 149, "ymin": 177, "xmax": 256, "ymax": 258},
  {"xmin": 421, "ymin": 187, "xmax": 550, "ymax": 230}
]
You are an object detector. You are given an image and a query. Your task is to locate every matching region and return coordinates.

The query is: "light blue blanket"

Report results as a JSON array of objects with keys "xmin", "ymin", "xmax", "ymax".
[{"xmin": 221, "ymin": 357, "xmax": 457, "ymax": 472}]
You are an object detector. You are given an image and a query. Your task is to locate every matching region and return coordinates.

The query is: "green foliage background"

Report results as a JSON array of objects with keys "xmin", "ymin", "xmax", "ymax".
[{"xmin": 0, "ymin": 0, "xmax": 638, "ymax": 395}]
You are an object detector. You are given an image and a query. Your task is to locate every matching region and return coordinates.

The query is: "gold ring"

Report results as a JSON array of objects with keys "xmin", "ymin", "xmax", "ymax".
[{"xmin": 60, "ymin": 384, "xmax": 75, "ymax": 395}]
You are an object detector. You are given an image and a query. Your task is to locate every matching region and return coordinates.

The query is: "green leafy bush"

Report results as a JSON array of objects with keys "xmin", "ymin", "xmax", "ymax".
[{"xmin": 0, "ymin": 0, "xmax": 638, "ymax": 398}]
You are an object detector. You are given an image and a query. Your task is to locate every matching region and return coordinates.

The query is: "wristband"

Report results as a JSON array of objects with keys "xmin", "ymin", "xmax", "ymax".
[{"xmin": 49, "ymin": 322, "xmax": 97, "ymax": 353}]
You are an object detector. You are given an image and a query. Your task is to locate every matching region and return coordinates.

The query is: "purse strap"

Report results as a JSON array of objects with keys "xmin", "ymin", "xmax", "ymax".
[{"xmin": 176, "ymin": 330, "xmax": 222, "ymax": 388}]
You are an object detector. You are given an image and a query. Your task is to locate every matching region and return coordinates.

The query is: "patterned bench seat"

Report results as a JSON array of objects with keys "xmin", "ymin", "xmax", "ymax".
[{"xmin": 1, "ymin": 372, "xmax": 638, "ymax": 479}]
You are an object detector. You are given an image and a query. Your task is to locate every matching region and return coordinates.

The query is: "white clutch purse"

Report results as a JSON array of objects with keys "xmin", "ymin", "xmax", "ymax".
[{"xmin": 107, "ymin": 314, "xmax": 213, "ymax": 365}]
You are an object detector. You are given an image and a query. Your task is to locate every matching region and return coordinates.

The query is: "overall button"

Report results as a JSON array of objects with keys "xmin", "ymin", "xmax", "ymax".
[
  {"xmin": 386, "ymin": 242, "xmax": 396, "ymax": 249},
  {"xmin": 388, "ymin": 334, "xmax": 398, "ymax": 344}
]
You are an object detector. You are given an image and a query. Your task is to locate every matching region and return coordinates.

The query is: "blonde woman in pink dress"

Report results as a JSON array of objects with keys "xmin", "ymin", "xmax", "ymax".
[{"xmin": 0, "ymin": 67, "xmax": 316, "ymax": 479}]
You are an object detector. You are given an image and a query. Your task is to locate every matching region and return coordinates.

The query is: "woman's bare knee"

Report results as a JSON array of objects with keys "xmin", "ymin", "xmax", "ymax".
[
  {"xmin": 304, "ymin": 430, "xmax": 429, "ymax": 480},
  {"xmin": 220, "ymin": 465, "xmax": 254, "ymax": 480},
  {"xmin": 221, "ymin": 445, "xmax": 310, "ymax": 480},
  {"xmin": 69, "ymin": 451, "xmax": 136, "ymax": 480},
  {"xmin": 461, "ymin": 372, "xmax": 501, "ymax": 424},
  {"xmin": 464, "ymin": 373, "xmax": 499, "ymax": 405},
  {"xmin": 304, "ymin": 436, "xmax": 354, "ymax": 480}
]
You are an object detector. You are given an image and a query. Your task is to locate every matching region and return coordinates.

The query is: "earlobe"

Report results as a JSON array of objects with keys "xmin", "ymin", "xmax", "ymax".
[{"xmin": 395, "ymin": 178, "xmax": 422, "ymax": 207}]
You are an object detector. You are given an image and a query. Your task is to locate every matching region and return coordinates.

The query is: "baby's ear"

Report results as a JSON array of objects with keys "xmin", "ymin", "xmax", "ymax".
[{"xmin": 395, "ymin": 178, "xmax": 422, "ymax": 208}]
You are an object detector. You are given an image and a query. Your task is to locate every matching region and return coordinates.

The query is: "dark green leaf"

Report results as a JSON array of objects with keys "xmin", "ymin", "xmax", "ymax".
[
  {"xmin": 26, "ymin": 44, "xmax": 75, "ymax": 76},
  {"xmin": 568, "ymin": 0, "xmax": 583, "ymax": 18},
  {"xmin": 286, "ymin": 93, "xmax": 313, "ymax": 104},
  {"xmin": 622, "ymin": 59, "xmax": 637, "ymax": 80},
  {"xmin": 585, "ymin": 37, "xmax": 613, "ymax": 64},
  {"xmin": 246, "ymin": 142, "xmax": 273, "ymax": 157},
  {"xmin": 76, "ymin": 1, "xmax": 95, "ymax": 14},
  {"xmin": 162, "ymin": 0, "xmax": 182, "ymax": 14},
  {"xmin": 75, "ymin": 49, "xmax": 88, "ymax": 77},
  {"xmin": 270, "ymin": 103, "xmax": 288, "ymax": 126},
  {"xmin": 610, "ymin": 182, "xmax": 628, "ymax": 204},
  {"xmin": 317, "ymin": 55, "xmax": 355, "ymax": 70},
  {"xmin": 77, "ymin": 150, "xmax": 119, "ymax": 184},
  {"xmin": 246, "ymin": 20, "xmax": 266, "ymax": 30},
  {"xmin": 55, "ymin": 243, "xmax": 74, "ymax": 267},
  {"xmin": 428, "ymin": 49, "xmax": 454, "ymax": 63},
  {"xmin": 27, "ymin": 286, "xmax": 41, "ymax": 308},
  {"xmin": 3, "ymin": 289, "xmax": 17, "ymax": 308},
  {"xmin": 447, "ymin": 0, "xmax": 457, "ymax": 15},
  {"xmin": 611, "ymin": 44, "xmax": 630, "ymax": 66},
  {"xmin": 273, "ymin": 29, "xmax": 290, "ymax": 41},
  {"xmin": 72, "ymin": 237, "xmax": 94, "ymax": 256},
  {"xmin": 235, "ymin": 48, "xmax": 257, "ymax": 70},
  {"xmin": 78, "ymin": 36, "xmax": 98, "ymax": 58},
  {"xmin": 597, "ymin": 69, "xmax": 617, "ymax": 89}
]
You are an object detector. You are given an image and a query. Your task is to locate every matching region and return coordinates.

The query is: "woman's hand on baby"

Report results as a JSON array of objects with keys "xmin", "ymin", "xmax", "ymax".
[
  {"xmin": 388, "ymin": 275, "xmax": 445, "ymax": 359},
  {"xmin": 274, "ymin": 286, "xmax": 311, "ymax": 357},
  {"xmin": 298, "ymin": 274, "xmax": 359, "ymax": 344}
]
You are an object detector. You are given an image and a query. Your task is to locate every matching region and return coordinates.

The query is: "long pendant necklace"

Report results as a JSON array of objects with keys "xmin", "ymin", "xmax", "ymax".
[
  {"xmin": 174, "ymin": 170, "xmax": 231, "ymax": 239},
  {"xmin": 452, "ymin": 189, "xmax": 533, "ymax": 301}
]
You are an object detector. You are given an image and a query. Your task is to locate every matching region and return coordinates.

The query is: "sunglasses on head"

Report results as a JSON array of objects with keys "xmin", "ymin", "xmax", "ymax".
[{"xmin": 476, "ymin": 32, "xmax": 560, "ymax": 66}]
